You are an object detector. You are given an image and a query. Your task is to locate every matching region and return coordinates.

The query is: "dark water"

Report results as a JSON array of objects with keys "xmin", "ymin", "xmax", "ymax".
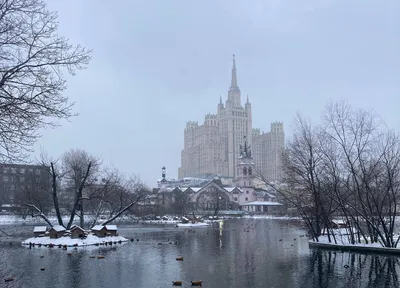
[{"xmin": 1, "ymin": 219, "xmax": 400, "ymax": 288}]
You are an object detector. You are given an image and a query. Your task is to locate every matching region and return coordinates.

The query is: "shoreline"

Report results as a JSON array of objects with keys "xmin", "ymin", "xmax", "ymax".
[
  {"xmin": 309, "ymin": 241, "xmax": 400, "ymax": 255},
  {"xmin": 22, "ymin": 234, "xmax": 129, "ymax": 247}
]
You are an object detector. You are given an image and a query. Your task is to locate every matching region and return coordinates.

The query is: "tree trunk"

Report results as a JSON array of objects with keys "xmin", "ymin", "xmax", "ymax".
[
  {"xmin": 66, "ymin": 162, "xmax": 92, "ymax": 229},
  {"xmin": 51, "ymin": 162, "xmax": 64, "ymax": 227},
  {"xmin": 100, "ymin": 198, "xmax": 141, "ymax": 226},
  {"xmin": 23, "ymin": 204, "xmax": 53, "ymax": 227}
]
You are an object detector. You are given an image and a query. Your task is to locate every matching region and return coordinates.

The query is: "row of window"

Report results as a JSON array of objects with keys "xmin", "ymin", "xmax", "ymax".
[
  {"xmin": 233, "ymin": 197, "xmax": 248, "ymax": 201},
  {"xmin": 2, "ymin": 167, "xmax": 41, "ymax": 175},
  {"xmin": 3, "ymin": 175, "xmax": 41, "ymax": 182}
]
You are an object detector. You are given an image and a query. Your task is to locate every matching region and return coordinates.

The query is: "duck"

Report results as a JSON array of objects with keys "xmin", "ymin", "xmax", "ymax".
[
  {"xmin": 97, "ymin": 255, "xmax": 105, "ymax": 259},
  {"xmin": 191, "ymin": 280, "xmax": 202, "ymax": 286},
  {"xmin": 172, "ymin": 280, "xmax": 183, "ymax": 286},
  {"xmin": 176, "ymin": 256, "xmax": 183, "ymax": 261}
]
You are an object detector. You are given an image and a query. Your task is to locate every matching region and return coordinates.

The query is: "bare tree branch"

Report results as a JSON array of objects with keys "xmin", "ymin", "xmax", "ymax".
[{"xmin": 0, "ymin": 0, "xmax": 92, "ymax": 162}]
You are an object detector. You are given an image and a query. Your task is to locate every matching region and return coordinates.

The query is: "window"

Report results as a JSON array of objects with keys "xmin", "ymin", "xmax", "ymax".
[
  {"xmin": 20, "ymin": 176, "xmax": 25, "ymax": 182},
  {"xmin": 3, "ymin": 167, "xmax": 8, "ymax": 173},
  {"xmin": 28, "ymin": 168, "xmax": 33, "ymax": 173},
  {"xmin": 3, "ymin": 176, "xmax": 8, "ymax": 182},
  {"xmin": 20, "ymin": 168, "xmax": 25, "ymax": 174},
  {"xmin": 11, "ymin": 168, "xmax": 16, "ymax": 173},
  {"xmin": 10, "ymin": 185, "xmax": 15, "ymax": 190},
  {"xmin": 35, "ymin": 169, "xmax": 41, "ymax": 175},
  {"xmin": 234, "ymin": 197, "xmax": 237, "ymax": 201},
  {"xmin": 245, "ymin": 197, "xmax": 248, "ymax": 201},
  {"xmin": 246, "ymin": 190, "xmax": 249, "ymax": 194}
]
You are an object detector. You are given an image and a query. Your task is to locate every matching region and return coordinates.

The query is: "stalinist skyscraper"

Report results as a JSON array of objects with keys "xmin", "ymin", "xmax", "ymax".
[{"xmin": 178, "ymin": 55, "xmax": 284, "ymax": 183}]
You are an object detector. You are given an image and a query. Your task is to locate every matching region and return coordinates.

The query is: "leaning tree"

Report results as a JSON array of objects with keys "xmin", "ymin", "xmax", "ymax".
[{"xmin": 0, "ymin": 0, "xmax": 92, "ymax": 162}]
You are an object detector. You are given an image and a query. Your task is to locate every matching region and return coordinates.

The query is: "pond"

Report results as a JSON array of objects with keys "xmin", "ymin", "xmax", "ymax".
[{"xmin": 1, "ymin": 219, "xmax": 399, "ymax": 287}]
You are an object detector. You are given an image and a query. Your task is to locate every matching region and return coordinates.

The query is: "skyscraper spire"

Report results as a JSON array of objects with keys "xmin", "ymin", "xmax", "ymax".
[
  {"xmin": 231, "ymin": 54, "xmax": 238, "ymax": 88},
  {"xmin": 220, "ymin": 95, "xmax": 223, "ymax": 104}
]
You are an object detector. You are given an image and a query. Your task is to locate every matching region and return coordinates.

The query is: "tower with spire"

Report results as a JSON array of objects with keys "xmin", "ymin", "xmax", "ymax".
[
  {"xmin": 236, "ymin": 135, "xmax": 255, "ymax": 188},
  {"xmin": 178, "ymin": 54, "xmax": 284, "ymax": 184},
  {"xmin": 227, "ymin": 54, "xmax": 241, "ymax": 107}
]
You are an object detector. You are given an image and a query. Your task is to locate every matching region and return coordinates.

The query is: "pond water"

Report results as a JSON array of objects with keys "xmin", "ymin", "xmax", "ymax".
[{"xmin": 1, "ymin": 219, "xmax": 400, "ymax": 288}]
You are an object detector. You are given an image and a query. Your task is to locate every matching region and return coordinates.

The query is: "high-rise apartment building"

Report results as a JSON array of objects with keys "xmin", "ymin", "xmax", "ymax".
[{"xmin": 178, "ymin": 55, "xmax": 284, "ymax": 183}]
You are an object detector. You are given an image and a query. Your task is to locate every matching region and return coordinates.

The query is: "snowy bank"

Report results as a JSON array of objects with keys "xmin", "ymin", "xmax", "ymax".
[
  {"xmin": 242, "ymin": 215, "xmax": 301, "ymax": 220},
  {"xmin": 309, "ymin": 231, "xmax": 400, "ymax": 255},
  {"xmin": 22, "ymin": 234, "xmax": 128, "ymax": 247}
]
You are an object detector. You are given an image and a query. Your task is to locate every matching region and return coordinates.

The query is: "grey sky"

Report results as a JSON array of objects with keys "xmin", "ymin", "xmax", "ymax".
[{"xmin": 35, "ymin": 0, "xmax": 400, "ymax": 186}]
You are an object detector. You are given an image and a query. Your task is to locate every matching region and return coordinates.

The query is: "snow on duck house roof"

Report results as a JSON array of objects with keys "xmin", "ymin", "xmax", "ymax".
[
  {"xmin": 50, "ymin": 225, "xmax": 66, "ymax": 232},
  {"xmin": 70, "ymin": 225, "xmax": 84, "ymax": 231},
  {"xmin": 91, "ymin": 225, "xmax": 105, "ymax": 231},
  {"xmin": 105, "ymin": 225, "xmax": 117, "ymax": 231},
  {"xmin": 33, "ymin": 226, "xmax": 47, "ymax": 233}
]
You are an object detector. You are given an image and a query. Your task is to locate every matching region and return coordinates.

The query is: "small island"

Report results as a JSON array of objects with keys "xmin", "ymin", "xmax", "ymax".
[{"xmin": 22, "ymin": 224, "xmax": 128, "ymax": 247}]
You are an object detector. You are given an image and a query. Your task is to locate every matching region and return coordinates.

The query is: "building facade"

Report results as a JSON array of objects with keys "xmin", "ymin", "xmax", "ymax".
[
  {"xmin": 178, "ymin": 55, "xmax": 285, "ymax": 183},
  {"xmin": 0, "ymin": 163, "xmax": 51, "ymax": 211},
  {"xmin": 157, "ymin": 140, "xmax": 283, "ymax": 214}
]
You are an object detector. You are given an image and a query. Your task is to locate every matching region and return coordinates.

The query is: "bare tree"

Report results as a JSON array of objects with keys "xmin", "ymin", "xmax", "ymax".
[
  {"xmin": 61, "ymin": 149, "xmax": 100, "ymax": 229},
  {"xmin": 0, "ymin": 0, "xmax": 92, "ymax": 162},
  {"xmin": 98, "ymin": 176, "xmax": 150, "ymax": 226},
  {"xmin": 274, "ymin": 101, "xmax": 400, "ymax": 247},
  {"xmin": 274, "ymin": 114, "xmax": 332, "ymax": 241}
]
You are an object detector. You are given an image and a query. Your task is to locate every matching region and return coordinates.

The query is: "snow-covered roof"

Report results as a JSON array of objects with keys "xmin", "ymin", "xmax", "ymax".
[
  {"xmin": 225, "ymin": 187, "xmax": 240, "ymax": 192},
  {"xmin": 33, "ymin": 226, "xmax": 47, "ymax": 233},
  {"xmin": 241, "ymin": 201, "xmax": 283, "ymax": 206},
  {"xmin": 105, "ymin": 225, "xmax": 117, "ymax": 231},
  {"xmin": 70, "ymin": 225, "xmax": 85, "ymax": 232},
  {"xmin": 50, "ymin": 225, "xmax": 66, "ymax": 232},
  {"xmin": 91, "ymin": 225, "xmax": 105, "ymax": 231}
]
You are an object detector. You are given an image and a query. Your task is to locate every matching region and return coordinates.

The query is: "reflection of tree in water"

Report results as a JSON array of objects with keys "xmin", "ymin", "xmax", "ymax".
[{"xmin": 297, "ymin": 250, "xmax": 400, "ymax": 288}]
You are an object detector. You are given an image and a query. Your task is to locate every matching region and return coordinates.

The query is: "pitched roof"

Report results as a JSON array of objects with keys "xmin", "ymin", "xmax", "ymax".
[
  {"xmin": 105, "ymin": 225, "xmax": 117, "ymax": 231},
  {"xmin": 91, "ymin": 225, "xmax": 105, "ymax": 231},
  {"xmin": 50, "ymin": 225, "xmax": 66, "ymax": 232},
  {"xmin": 70, "ymin": 225, "xmax": 85, "ymax": 232},
  {"xmin": 33, "ymin": 226, "xmax": 47, "ymax": 233}
]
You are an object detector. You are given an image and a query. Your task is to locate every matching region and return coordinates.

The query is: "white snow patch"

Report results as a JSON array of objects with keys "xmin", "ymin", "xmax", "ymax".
[
  {"xmin": 105, "ymin": 225, "xmax": 117, "ymax": 231},
  {"xmin": 91, "ymin": 225, "xmax": 104, "ymax": 231},
  {"xmin": 22, "ymin": 234, "xmax": 128, "ymax": 247},
  {"xmin": 33, "ymin": 226, "xmax": 47, "ymax": 233},
  {"xmin": 50, "ymin": 225, "xmax": 66, "ymax": 232}
]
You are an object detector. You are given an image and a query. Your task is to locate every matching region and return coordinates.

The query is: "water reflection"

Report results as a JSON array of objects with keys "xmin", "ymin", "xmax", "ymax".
[
  {"xmin": 298, "ymin": 250, "xmax": 400, "ymax": 288},
  {"xmin": 2, "ymin": 220, "xmax": 400, "ymax": 287}
]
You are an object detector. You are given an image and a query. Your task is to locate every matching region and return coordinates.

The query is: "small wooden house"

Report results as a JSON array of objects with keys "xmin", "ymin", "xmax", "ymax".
[
  {"xmin": 92, "ymin": 225, "xmax": 107, "ymax": 237},
  {"xmin": 48, "ymin": 225, "xmax": 66, "ymax": 239},
  {"xmin": 70, "ymin": 225, "xmax": 86, "ymax": 239},
  {"xmin": 91, "ymin": 225, "xmax": 118, "ymax": 237},
  {"xmin": 105, "ymin": 225, "xmax": 118, "ymax": 236},
  {"xmin": 33, "ymin": 226, "xmax": 47, "ymax": 237}
]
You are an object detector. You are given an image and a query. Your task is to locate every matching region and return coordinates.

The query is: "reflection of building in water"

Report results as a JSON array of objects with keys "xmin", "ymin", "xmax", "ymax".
[{"xmin": 155, "ymin": 140, "xmax": 283, "ymax": 212}]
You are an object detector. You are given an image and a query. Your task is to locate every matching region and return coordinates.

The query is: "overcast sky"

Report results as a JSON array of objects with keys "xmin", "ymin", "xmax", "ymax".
[{"xmin": 35, "ymin": 0, "xmax": 400, "ymax": 186}]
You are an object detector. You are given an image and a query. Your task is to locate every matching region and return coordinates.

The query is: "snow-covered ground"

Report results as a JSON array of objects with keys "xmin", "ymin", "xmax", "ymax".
[
  {"xmin": 310, "ymin": 228, "xmax": 400, "ymax": 252},
  {"xmin": 22, "ymin": 234, "xmax": 128, "ymax": 247},
  {"xmin": 242, "ymin": 215, "xmax": 301, "ymax": 220},
  {"xmin": 176, "ymin": 223, "xmax": 210, "ymax": 228}
]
